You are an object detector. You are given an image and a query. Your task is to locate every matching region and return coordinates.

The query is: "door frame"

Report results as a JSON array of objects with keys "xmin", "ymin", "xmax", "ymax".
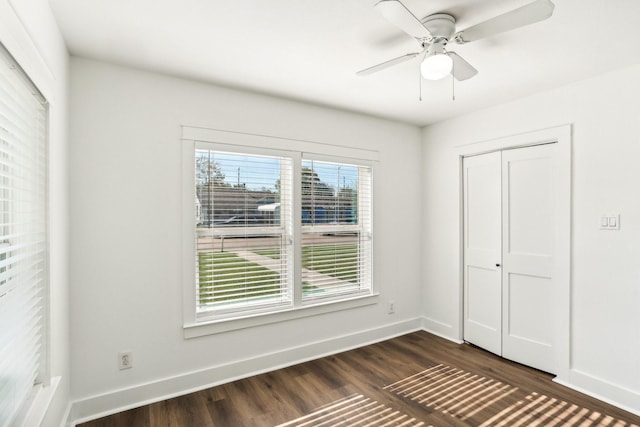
[{"xmin": 456, "ymin": 125, "xmax": 571, "ymax": 380}]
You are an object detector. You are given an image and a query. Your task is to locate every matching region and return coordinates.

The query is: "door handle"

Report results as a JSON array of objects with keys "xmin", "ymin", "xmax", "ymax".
[{"xmin": 496, "ymin": 263, "xmax": 501, "ymax": 268}]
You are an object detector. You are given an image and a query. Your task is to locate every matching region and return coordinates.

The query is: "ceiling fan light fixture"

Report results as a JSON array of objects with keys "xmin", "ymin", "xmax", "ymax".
[
  {"xmin": 360, "ymin": 0, "xmax": 556, "ymax": 82},
  {"xmin": 421, "ymin": 52, "xmax": 453, "ymax": 80}
]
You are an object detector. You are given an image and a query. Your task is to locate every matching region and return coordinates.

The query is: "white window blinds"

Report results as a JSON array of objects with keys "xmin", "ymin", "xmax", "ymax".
[
  {"xmin": 301, "ymin": 160, "xmax": 372, "ymax": 302},
  {"xmin": 189, "ymin": 142, "xmax": 374, "ymax": 323},
  {"xmin": 195, "ymin": 149, "xmax": 293, "ymax": 317},
  {"xmin": 0, "ymin": 45, "xmax": 49, "ymax": 426}
]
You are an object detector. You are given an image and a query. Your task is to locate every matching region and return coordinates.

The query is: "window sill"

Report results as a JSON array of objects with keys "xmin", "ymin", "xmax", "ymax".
[
  {"xmin": 14, "ymin": 376, "xmax": 60, "ymax": 427},
  {"xmin": 184, "ymin": 293, "xmax": 379, "ymax": 339}
]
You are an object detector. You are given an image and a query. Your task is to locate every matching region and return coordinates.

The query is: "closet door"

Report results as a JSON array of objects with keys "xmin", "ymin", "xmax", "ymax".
[
  {"xmin": 462, "ymin": 152, "xmax": 502, "ymax": 355},
  {"xmin": 501, "ymin": 144, "xmax": 556, "ymax": 373},
  {"xmin": 463, "ymin": 143, "xmax": 558, "ymax": 374}
]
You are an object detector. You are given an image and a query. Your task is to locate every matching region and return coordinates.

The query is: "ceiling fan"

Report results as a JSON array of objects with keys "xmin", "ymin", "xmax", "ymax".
[{"xmin": 357, "ymin": 0, "xmax": 555, "ymax": 81}]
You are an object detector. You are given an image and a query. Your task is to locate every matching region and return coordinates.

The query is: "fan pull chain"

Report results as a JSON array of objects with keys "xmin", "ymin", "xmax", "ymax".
[
  {"xmin": 452, "ymin": 62, "xmax": 456, "ymax": 101},
  {"xmin": 419, "ymin": 67, "xmax": 423, "ymax": 101},
  {"xmin": 418, "ymin": 48, "xmax": 427, "ymax": 102}
]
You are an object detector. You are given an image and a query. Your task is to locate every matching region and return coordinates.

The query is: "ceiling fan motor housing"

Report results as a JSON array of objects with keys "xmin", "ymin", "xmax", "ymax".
[{"xmin": 421, "ymin": 13, "xmax": 456, "ymax": 42}]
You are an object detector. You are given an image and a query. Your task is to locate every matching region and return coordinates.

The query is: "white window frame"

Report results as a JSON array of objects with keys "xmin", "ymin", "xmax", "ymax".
[
  {"xmin": 299, "ymin": 154, "xmax": 373, "ymax": 305},
  {"xmin": 182, "ymin": 127, "xmax": 379, "ymax": 338},
  {"xmin": 193, "ymin": 143, "xmax": 295, "ymax": 319}
]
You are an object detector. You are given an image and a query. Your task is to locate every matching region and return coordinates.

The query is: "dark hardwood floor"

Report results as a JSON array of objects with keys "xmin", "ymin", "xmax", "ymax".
[{"xmin": 79, "ymin": 331, "xmax": 640, "ymax": 426}]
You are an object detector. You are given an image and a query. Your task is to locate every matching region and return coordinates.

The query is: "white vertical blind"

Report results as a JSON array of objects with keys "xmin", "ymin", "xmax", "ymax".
[
  {"xmin": 0, "ymin": 44, "xmax": 49, "ymax": 426},
  {"xmin": 300, "ymin": 160, "xmax": 372, "ymax": 302},
  {"xmin": 195, "ymin": 150, "xmax": 293, "ymax": 317}
]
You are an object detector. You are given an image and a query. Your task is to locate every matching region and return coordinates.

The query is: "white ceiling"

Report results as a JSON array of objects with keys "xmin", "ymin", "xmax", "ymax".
[{"xmin": 49, "ymin": 0, "xmax": 640, "ymax": 126}]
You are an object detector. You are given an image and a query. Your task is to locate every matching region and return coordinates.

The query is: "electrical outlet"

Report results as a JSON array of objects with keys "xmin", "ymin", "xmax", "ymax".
[
  {"xmin": 388, "ymin": 301, "xmax": 395, "ymax": 314},
  {"xmin": 118, "ymin": 351, "xmax": 133, "ymax": 370}
]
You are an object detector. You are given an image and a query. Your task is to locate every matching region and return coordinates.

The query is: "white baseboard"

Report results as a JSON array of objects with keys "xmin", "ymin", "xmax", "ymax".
[
  {"xmin": 420, "ymin": 316, "xmax": 463, "ymax": 344},
  {"xmin": 554, "ymin": 369, "xmax": 640, "ymax": 417},
  {"xmin": 66, "ymin": 318, "xmax": 422, "ymax": 426},
  {"xmin": 65, "ymin": 320, "xmax": 640, "ymax": 426}
]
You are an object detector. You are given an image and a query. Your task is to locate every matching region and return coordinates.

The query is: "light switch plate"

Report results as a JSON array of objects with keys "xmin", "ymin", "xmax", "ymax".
[{"xmin": 600, "ymin": 214, "xmax": 620, "ymax": 230}]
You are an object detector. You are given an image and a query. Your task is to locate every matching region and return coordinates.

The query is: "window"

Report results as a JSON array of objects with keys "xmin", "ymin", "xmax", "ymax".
[
  {"xmin": 300, "ymin": 159, "xmax": 372, "ymax": 302},
  {"xmin": 195, "ymin": 149, "xmax": 293, "ymax": 317},
  {"xmin": 0, "ymin": 44, "xmax": 49, "ymax": 424},
  {"xmin": 185, "ymin": 137, "xmax": 374, "ymax": 328}
]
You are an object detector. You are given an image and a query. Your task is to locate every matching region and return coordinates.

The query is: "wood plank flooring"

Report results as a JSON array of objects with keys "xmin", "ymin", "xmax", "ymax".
[{"xmin": 78, "ymin": 331, "xmax": 640, "ymax": 427}]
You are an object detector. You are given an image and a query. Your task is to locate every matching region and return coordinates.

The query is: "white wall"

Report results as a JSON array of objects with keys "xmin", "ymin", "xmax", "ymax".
[
  {"xmin": 421, "ymin": 64, "xmax": 640, "ymax": 413},
  {"xmin": 0, "ymin": 0, "xmax": 70, "ymax": 426},
  {"xmin": 67, "ymin": 58, "xmax": 422, "ymax": 422}
]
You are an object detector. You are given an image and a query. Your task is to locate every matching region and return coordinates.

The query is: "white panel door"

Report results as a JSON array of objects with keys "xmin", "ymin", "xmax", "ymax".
[
  {"xmin": 501, "ymin": 144, "xmax": 557, "ymax": 373},
  {"xmin": 463, "ymin": 152, "xmax": 502, "ymax": 355},
  {"xmin": 463, "ymin": 143, "xmax": 559, "ymax": 374}
]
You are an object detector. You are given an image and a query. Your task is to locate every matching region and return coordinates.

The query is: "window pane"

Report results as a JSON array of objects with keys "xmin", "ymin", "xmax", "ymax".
[
  {"xmin": 195, "ymin": 150, "xmax": 292, "ymax": 314},
  {"xmin": 302, "ymin": 232, "xmax": 363, "ymax": 297},
  {"xmin": 301, "ymin": 160, "xmax": 358, "ymax": 225},
  {"xmin": 301, "ymin": 160, "xmax": 371, "ymax": 302},
  {"xmin": 196, "ymin": 151, "xmax": 283, "ymax": 226}
]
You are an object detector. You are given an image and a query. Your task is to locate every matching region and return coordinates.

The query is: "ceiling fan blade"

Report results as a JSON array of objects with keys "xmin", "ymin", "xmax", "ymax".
[
  {"xmin": 453, "ymin": 0, "xmax": 555, "ymax": 44},
  {"xmin": 356, "ymin": 52, "xmax": 420, "ymax": 76},
  {"xmin": 448, "ymin": 52, "xmax": 478, "ymax": 81},
  {"xmin": 375, "ymin": 0, "xmax": 432, "ymax": 40}
]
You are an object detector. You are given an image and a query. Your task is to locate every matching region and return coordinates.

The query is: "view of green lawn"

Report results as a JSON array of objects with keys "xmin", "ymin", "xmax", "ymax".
[
  {"xmin": 254, "ymin": 244, "xmax": 358, "ymax": 281},
  {"xmin": 198, "ymin": 252, "xmax": 281, "ymax": 305},
  {"xmin": 302, "ymin": 244, "xmax": 358, "ymax": 283},
  {"xmin": 198, "ymin": 243, "xmax": 359, "ymax": 306}
]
